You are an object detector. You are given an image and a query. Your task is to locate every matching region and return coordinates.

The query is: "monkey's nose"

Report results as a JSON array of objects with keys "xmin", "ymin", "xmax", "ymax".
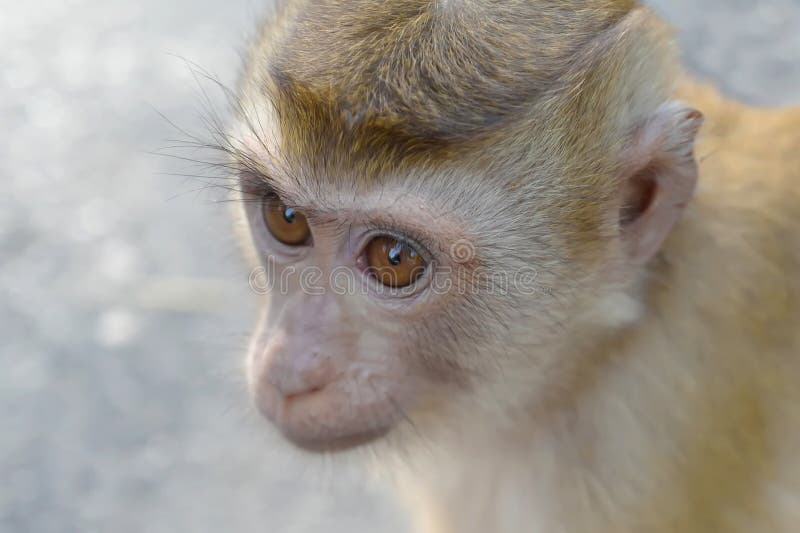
[{"xmin": 267, "ymin": 351, "xmax": 336, "ymax": 399}]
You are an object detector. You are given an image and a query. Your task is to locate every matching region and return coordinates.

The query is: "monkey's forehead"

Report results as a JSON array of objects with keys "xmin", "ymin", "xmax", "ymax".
[{"xmin": 243, "ymin": 0, "xmax": 637, "ymax": 170}]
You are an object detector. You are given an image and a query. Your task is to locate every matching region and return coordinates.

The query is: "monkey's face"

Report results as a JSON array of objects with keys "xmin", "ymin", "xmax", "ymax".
[
  {"xmin": 238, "ymin": 167, "xmax": 587, "ymax": 452},
  {"xmin": 242, "ymin": 180, "xmax": 447, "ymax": 451}
]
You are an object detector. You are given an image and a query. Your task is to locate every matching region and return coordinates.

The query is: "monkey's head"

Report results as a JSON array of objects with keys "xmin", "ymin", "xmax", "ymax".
[{"xmin": 231, "ymin": 1, "xmax": 703, "ymax": 452}]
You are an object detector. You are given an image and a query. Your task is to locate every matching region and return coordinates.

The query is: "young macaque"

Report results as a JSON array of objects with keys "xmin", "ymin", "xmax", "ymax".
[{"xmin": 226, "ymin": 1, "xmax": 800, "ymax": 531}]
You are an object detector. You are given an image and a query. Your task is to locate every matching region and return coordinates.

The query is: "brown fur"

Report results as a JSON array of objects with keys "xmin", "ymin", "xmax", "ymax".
[{"xmin": 241, "ymin": 1, "xmax": 667, "ymax": 177}]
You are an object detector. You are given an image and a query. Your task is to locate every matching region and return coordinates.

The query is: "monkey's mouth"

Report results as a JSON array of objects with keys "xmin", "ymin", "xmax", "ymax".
[
  {"xmin": 253, "ymin": 383, "xmax": 398, "ymax": 453},
  {"xmin": 281, "ymin": 426, "xmax": 391, "ymax": 453}
]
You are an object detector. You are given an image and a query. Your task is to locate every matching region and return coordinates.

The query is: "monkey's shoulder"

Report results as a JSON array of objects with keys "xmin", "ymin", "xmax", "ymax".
[{"xmin": 690, "ymin": 89, "xmax": 800, "ymax": 240}]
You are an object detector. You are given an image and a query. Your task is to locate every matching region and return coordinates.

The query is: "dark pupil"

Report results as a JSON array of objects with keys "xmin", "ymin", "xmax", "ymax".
[
  {"xmin": 283, "ymin": 207, "xmax": 296, "ymax": 223},
  {"xmin": 388, "ymin": 242, "xmax": 403, "ymax": 266}
]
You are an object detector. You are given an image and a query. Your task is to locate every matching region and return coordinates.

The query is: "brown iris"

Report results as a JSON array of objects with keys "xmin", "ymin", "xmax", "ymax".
[
  {"xmin": 365, "ymin": 236, "xmax": 427, "ymax": 288},
  {"xmin": 262, "ymin": 198, "xmax": 311, "ymax": 246}
]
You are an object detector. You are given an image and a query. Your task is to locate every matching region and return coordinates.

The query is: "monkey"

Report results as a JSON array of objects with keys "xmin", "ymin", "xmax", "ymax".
[{"xmin": 222, "ymin": 1, "xmax": 800, "ymax": 532}]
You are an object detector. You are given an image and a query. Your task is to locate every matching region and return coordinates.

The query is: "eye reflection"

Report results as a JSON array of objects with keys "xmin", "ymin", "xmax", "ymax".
[
  {"xmin": 365, "ymin": 236, "xmax": 427, "ymax": 288},
  {"xmin": 262, "ymin": 198, "xmax": 311, "ymax": 246}
]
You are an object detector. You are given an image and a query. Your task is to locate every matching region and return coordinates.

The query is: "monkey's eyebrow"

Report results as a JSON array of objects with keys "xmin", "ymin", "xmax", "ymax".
[
  {"xmin": 238, "ymin": 166, "xmax": 278, "ymax": 192},
  {"xmin": 228, "ymin": 144, "xmax": 298, "ymax": 198},
  {"xmin": 237, "ymin": 167, "xmax": 305, "ymax": 207}
]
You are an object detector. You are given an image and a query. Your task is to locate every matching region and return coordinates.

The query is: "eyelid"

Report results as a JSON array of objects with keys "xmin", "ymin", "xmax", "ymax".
[
  {"xmin": 255, "ymin": 187, "xmax": 317, "ymax": 225},
  {"xmin": 359, "ymin": 223, "xmax": 435, "ymax": 264}
]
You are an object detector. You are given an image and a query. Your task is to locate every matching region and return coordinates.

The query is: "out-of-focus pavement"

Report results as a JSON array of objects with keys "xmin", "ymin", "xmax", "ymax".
[{"xmin": 1, "ymin": 1, "xmax": 798, "ymax": 532}]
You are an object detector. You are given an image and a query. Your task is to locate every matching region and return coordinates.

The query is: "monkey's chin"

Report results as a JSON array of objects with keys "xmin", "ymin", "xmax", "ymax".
[{"xmin": 280, "ymin": 426, "xmax": 392, "ymax": 453}]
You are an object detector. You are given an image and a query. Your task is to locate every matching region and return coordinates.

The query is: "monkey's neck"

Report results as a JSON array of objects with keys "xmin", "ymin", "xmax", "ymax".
[{"xmin": 399, "ymin": 297, "xmax": 781, "ymax": 533}]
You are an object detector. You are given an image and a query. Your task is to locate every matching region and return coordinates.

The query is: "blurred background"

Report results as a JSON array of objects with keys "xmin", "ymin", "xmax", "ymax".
[{"xmin": 1, "ymin": 1, "xmax": 798, "ymax": 532}]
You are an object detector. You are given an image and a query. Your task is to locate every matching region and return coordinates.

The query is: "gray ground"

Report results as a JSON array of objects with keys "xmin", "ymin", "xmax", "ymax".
[{"xmin": 1, "ymin": 1, "xmax": 798, "ymax": 532}]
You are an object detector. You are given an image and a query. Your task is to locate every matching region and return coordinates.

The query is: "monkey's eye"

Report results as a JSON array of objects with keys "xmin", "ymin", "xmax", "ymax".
[
  {"xmin": 364, "ymin": 236, "xmax": 427, "ymax": 288},
  {"xmin": 262, "ymin": 197, "xmax": 311, "ymax": 246}
]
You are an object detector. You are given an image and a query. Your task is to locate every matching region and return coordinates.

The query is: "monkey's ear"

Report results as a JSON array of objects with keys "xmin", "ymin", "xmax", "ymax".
[{"xmin": 618, "ymin": 102, "xmax": 704, "ymax": 266}]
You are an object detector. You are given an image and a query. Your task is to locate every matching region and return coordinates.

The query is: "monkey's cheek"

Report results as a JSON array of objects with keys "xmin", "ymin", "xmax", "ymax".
[{"xmin": 252, "ymin": 380, "xmax": 401, "ymax": 453}]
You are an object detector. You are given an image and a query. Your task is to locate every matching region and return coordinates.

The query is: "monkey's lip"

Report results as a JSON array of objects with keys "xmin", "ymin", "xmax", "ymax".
[{"xmin": 281, "ymin": 425, "xmax": 391, "ymax": 453}]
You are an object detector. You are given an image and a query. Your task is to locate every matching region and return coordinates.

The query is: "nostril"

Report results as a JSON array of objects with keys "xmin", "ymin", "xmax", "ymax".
[
  {"xmin": 269, "ymin": 376, "xmax": 320, "ymax": 398},
  {"xmin": 267, "ymin": 352, "xmax": 335, "ymax": 399},
  {"xmin": 284, "ymin": 384, "xmax": 326, "ymax": 402}
]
